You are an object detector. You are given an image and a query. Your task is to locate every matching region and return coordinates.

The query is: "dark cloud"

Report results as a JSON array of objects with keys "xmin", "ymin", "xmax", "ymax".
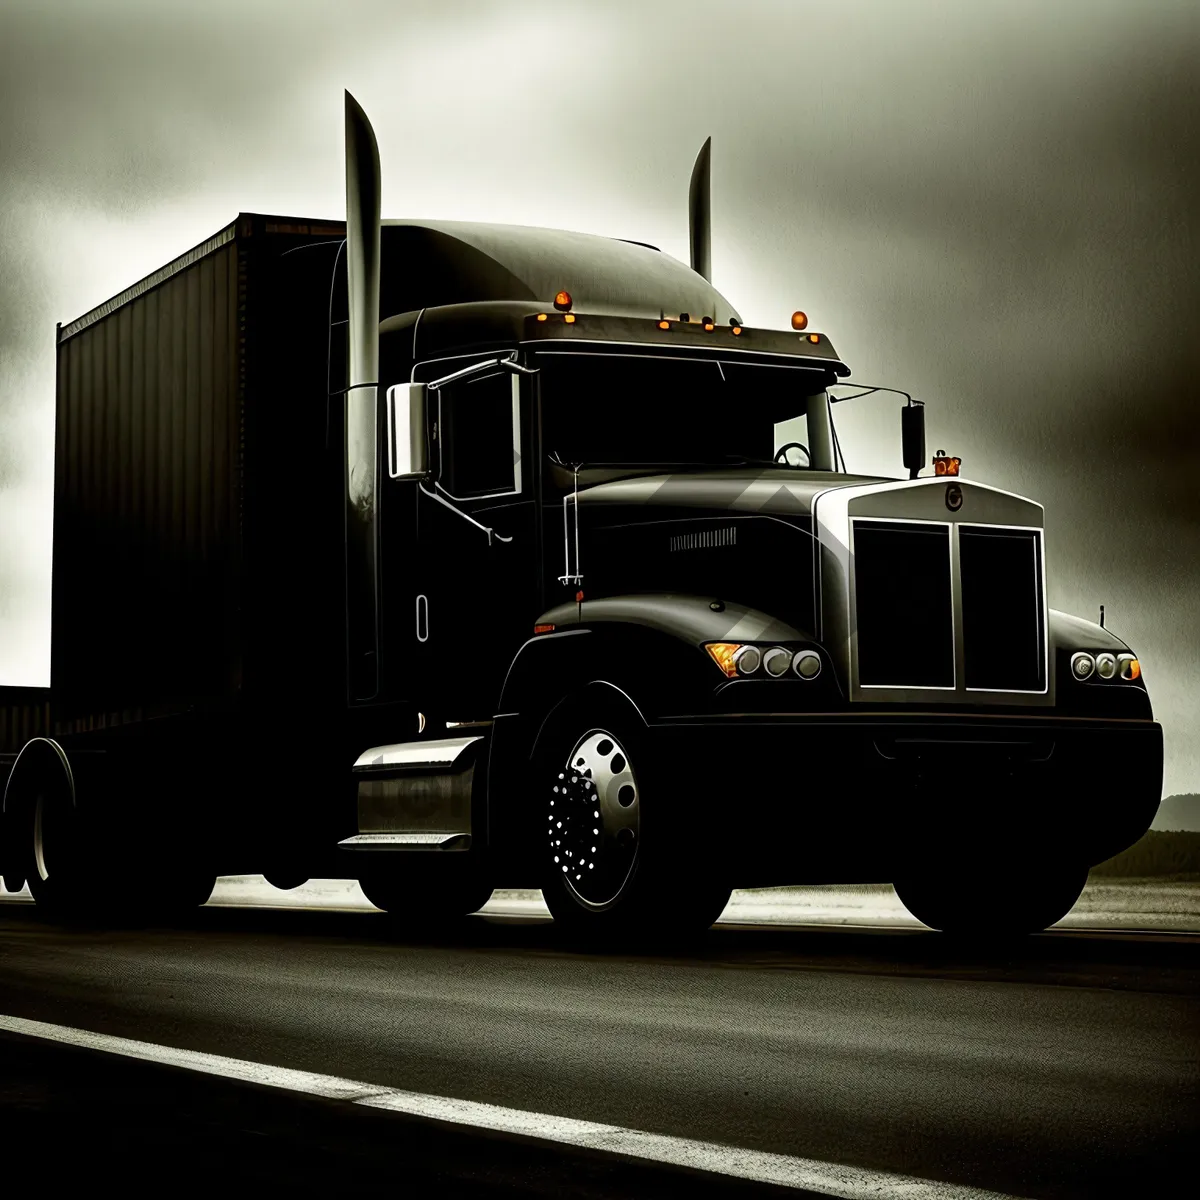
[{"xmin": 0, "ymin": 0, "xmax": 1196, "ymax": 789}]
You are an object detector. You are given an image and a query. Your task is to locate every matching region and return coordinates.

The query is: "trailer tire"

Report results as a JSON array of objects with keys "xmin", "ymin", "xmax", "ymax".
[
  {"xmin": 893, "ymin": 858, "xmax": 1088, "ymax": 935},
  {"xmin": 534, "ymin": 686, "xmax": 731, "ymax": 942},
  {"xmin": 7, "ymin": 745, "xmax": 89, "ymax": 915}
]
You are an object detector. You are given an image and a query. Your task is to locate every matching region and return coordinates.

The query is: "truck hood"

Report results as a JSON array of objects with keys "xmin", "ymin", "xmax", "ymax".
[{"xmin": 572, "ymin": 468, "xmax": 888, "ymax": 519}]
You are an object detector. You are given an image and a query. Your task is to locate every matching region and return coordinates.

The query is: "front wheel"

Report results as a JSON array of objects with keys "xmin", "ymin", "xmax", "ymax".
[
  {"xmin": 894, "ymin": 859, "xmax": 1089, "ymax": 935},
  {"xmin": 535, "ymin": 689, "xmax": 731, "ymax": 941}
]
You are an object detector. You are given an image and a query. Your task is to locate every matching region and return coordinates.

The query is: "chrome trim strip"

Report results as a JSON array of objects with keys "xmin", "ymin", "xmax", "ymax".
[
  {"xmin": 352, "ymin": 736, "xmax": 481, "ymax": 770},
  {"xmin": 338, "ymin": 832, "xmax": 471, "ymax": 848}
]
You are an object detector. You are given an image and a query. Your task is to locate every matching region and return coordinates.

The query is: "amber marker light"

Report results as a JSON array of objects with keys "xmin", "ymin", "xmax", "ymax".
[
  {"xmin": 534, "ymin": 623, "xmax": 555, "ymax": 634},
  {"xmin": 791, "ymin": 311, "xmax": 809, "ymax": 331},
  {"xmin": 553, "ymin": 290, "xmax": 573, "ymax": 312},
  {"xmin": 807, "ymin": 333, "xmax": 820, "ymax": 344},
  {"xmin": 731, "ymin": 323, "xmax": 742, "ymax": 335},
  {"xmin": 705, "ymin": 642, "xmax": 742, "ymax": 678},
  {"xmin": 933, "ymin": 451, "xmax": 961, "ymax": 477},
  {"xmin": 1119, "ymin": 654, "xmax": 1141, "ymax": 681},
  {"xmin": 702, "ymin": 316, "xmax": 715, "ymax": 331},
  {"xmin": 535, "ymin": 313, "xmax": 548, "ymax": 322},
  {"xmin": 657, "ymin": 319, "xmax": 671, "ymax": 330},
  {"xmin": 563, "ymin": 313, "xmax": 577, "ymax": 323}
]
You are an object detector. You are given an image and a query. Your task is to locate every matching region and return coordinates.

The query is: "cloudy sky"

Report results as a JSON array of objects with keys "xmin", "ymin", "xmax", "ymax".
[{"xmin": 1, "ymin": 0, "xmax": 1197, "ymax": 794}]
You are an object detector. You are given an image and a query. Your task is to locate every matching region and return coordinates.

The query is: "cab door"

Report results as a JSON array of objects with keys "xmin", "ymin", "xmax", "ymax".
[{"xmin": 410, "ymin": 357, "xmax": 539, "ymax": 724}]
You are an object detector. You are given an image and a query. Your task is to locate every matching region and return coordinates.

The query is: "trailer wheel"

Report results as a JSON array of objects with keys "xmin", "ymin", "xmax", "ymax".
[
  {"xmin": 12, "ymin": 754, "xmax": 86, "ymax": 914},
  {"xmin": 357, "ymin": 866, "xmax": 493, "ymax": 923},
  {"xmin": 893, "ymin": 859, "xmax": 1088, "ymax": 935},
  {"xmin": 534, "ymin": 687, "xmax": 731, "ymax": 941}
]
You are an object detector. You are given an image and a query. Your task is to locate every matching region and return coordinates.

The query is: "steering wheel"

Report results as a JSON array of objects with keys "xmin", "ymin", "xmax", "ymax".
[{"xmin": 774, "ymin": 441, "xmax": 812, "ymax": 468}]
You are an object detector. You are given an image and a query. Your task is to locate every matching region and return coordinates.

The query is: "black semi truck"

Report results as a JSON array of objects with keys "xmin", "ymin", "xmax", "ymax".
[{"xmin": 0, "ymin": 94, "xmax": 1162, "ymax": 935}]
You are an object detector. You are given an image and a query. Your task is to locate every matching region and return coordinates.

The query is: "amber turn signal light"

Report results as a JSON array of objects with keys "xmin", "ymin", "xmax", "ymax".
[
  {"xmin": 705, "ymin": 642, "xmax": 742, "ymax": 678},
  {"xmin": 933, "ymin": 450, "xmax": 961, "ymax": 477}
]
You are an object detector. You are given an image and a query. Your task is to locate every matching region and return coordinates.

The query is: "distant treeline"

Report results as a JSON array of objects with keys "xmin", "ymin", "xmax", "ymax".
[{"xmin": 1090, "ymin": 831, "xmax": 1200, "ymax": 880}]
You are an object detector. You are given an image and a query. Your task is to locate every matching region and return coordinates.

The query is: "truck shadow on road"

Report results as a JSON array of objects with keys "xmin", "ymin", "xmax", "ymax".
[{"xmin": 2, "ymin": 898, "xmax": 1194, "ymax": 991}]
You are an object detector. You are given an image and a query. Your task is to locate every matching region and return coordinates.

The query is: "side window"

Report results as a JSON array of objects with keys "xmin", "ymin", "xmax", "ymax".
[
  {"xmin": 773, "ymin": 411, "xmax": 810, "ymax": 465},
  {"xmin": 437, "ymin": 370, "xmax": 522, "ymax": 499}
]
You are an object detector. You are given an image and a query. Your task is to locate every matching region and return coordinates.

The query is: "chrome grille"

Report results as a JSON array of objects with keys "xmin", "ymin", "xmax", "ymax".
[
  {"xmin": 960, "ymin": 525, "xmax": 1045, "ymax": 692},
  {"xmin": 853, "ymin": 521, "xmax": 953, "ymax": 688},
  {"xmin": 851, "ymin": 519, "xmax": 1045, "ymax": 695}
]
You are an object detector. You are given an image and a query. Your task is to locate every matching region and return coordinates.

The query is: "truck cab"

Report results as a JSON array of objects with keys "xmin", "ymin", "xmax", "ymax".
[{"xmin": 0, "ymin": 95, "xmax": 1162, "ymax": 939}]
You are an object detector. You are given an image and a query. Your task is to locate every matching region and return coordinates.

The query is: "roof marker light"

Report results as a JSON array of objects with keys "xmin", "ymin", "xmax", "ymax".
[
  {"xmin": 702, "ymin": 316, "xmax": 714, "ymax": 331},
  {"xmin": 563, "ymin": 313, "xmax": 576, "ymax": 323},
  {"xmin": 553, "ymin": 290, "xmax": 573, "ymax": 312},
  {"xmin": 731, "ymin": 322, "xmax": 742, "ymax": 335},
  {"xmin": 536, "ymin": 313, "xmax": 548, "ymax": 322},
  {"xmin": 791, "ymin": 311, "xmax": 809, "ymax": 331},
  {"xmin": 807, "ymin": 333, "xmax": 820, "ymax": 344},
  {"xmin": 933, "ymin": 450, "xmax": 961, "ymax": 477},
  {"xmin": 657, "ymin": 319, "xmax": 670, "ymax": 330}
]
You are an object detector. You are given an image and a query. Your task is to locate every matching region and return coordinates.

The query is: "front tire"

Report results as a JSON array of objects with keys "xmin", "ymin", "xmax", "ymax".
[
  {"xmin": 894, "ymin": 859, "xmax": 1088, "ymax": 935},
  {"xmin": 535, "ymin": 688, "xmax": 731, "ymax": 941}
]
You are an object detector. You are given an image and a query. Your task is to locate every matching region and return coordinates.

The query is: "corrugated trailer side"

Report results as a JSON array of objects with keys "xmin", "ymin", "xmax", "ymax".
[
  {"xmin": 50, "ymin": 216, "xmax": 352, "ymax": 743},
  {"xmin": 0, "ymin": 688, "xmax": 52, "ymax": 794},
  {"xmin": 52, "ymin": 226, "xmax": 243, "ymax": 728}
]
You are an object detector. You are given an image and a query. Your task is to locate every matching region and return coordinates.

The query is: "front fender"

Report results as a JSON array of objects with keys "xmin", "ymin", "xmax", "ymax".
[{"xmin": 489, "ymin": 611, "xmax": 744, "ymax": 880}]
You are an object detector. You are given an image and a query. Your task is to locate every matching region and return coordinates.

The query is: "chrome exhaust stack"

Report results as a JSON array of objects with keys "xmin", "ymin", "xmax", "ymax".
[
  {"xmin": 688, "ymin": 136, "xmax": 712, "ymax": 283},
  {"xmin": 344, "ymin": 90, "xmax": 382, "ymax": 701}
]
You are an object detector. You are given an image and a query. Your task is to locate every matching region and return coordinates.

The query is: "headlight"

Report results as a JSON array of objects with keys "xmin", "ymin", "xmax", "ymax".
[
  {"xmin": 1069, "ymin": 649, "xmax": 1141, "ymax": 683},
  {"xmin": 793, "ymin": 650, "xmax": 822, "ymax": 679},
  {"xmin": 734, "ymin": 645, "xmax": 762, "ymax": 675},
  {"xmin": 762, "ymin": 647, "xmax": 791, "ymax": 677}
]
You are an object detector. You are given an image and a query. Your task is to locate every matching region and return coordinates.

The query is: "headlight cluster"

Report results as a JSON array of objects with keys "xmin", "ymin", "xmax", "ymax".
[
  {"xmin": 1070, "ymin": 650, "xmax": 1140, "ymax": 682},
  {"xmin": 706, "ymin": 642, "xmax": 822, "ymax": 680}
]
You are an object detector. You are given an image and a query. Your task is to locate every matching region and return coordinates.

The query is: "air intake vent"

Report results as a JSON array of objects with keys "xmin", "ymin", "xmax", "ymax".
[{"xmin": 669, "ymin": 526, "xmax": 737, "ymax": 552}]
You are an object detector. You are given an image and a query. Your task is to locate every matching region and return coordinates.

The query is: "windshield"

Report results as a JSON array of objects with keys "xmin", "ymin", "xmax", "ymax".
[{"xmin": 538, "ymin": 351, "xmax": 828, "ymax": 468}]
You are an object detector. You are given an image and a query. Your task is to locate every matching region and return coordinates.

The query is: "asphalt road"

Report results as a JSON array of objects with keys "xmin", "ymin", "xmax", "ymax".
[{"xmin": 0, "ymin": 900, "xmax": 1196, "ymax": 1198}]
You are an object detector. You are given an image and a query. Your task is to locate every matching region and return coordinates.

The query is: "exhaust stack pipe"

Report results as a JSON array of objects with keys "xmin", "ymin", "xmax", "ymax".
[
  {"xmin": 688, "ymin": 136, "xmax": 712, "ymax": 283},
  {"xmin": 344, "ymin": 90, "xmax": 381, "ymax": 701}
]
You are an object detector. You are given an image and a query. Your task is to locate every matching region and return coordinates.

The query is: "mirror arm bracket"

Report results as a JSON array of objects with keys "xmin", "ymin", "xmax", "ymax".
[{"xmin": 418, "ymin": 480, "xmax": 512, "ymax": 546}]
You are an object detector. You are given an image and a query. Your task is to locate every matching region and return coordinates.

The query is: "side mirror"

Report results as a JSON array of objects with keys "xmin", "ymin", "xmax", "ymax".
[
  {"xmin": 901, "ymin": 401, "xmax": 925, "ymax": 481},
  {"xmin": 385, "ymin": 383, "xmax": 427, "ymax": 479}
]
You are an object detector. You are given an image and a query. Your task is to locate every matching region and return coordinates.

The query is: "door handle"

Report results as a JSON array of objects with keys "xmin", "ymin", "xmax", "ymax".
[{"xmin": 416, "ymin": 593, "xmax": 429, "ymax": 643}]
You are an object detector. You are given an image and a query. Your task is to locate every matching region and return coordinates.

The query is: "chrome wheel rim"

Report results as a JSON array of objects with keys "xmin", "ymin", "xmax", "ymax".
[{"xmin": 549, "ymin": 728, "xmax": 640, "ymax": 908}]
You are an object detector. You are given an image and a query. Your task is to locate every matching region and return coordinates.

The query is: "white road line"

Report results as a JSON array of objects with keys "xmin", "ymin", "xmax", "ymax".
[{"xmin": 0, "ymin": 1013, "xmax": 1025, "ymax": 1199}]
